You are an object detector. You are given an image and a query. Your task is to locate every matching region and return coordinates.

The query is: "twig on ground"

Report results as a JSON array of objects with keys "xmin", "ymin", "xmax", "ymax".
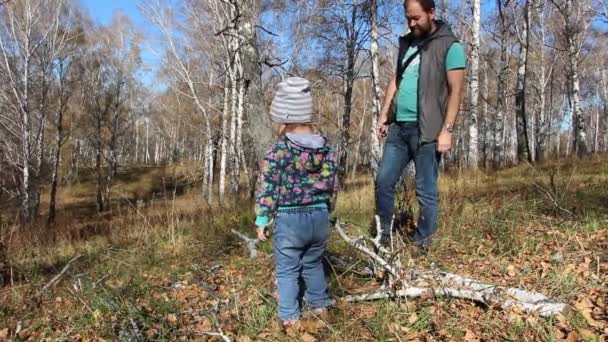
[
  {"xmin": 192, "ymin": 330, "xmax": 231, "ymax": 342},
  {"xmin": 41, "ymin": 255, "xmax": 82, "ymax": 292},
  {"xmin": 335, "ymin": 221, "xmax": 400, "ymax": 278},
  {"xmin": 231, "ymin": 229, "xmax": 260, "ymax": 258}
]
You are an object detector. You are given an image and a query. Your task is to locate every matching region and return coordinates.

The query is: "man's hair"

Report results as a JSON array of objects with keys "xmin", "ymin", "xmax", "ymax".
[{"xmin": 404, "ymin": 0, "xmax": 436, "ymax": 12}]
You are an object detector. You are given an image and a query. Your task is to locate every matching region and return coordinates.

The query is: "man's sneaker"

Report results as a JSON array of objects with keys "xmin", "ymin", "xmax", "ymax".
[{"xmin": 378, "ymin": 235, "xmax": 391, "ymax": 248}]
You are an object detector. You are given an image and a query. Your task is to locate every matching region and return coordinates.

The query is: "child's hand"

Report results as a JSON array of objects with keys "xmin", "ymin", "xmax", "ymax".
[{"xmin": 256, "ymin": 227, "xmax": 269, "ymax": 241}]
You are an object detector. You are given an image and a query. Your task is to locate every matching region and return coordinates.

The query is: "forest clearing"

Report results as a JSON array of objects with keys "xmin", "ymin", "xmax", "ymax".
[
  {"xmin": 1, "ymin": 0, "xmax": 608, "ymax": 340},
  {"xmin": 0, "ymin": 156, "xmax": 606, "ymax": 340}
]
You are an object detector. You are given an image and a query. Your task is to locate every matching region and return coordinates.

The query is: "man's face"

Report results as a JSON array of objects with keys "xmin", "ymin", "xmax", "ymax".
[{"xmin": 404, "ymin": 1, "xmax": 435, "ymax": 38}]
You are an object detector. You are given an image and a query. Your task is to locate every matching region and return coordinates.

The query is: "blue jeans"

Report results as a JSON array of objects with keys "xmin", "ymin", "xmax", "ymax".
[
  {"xmin": 375, "ymin": 122, "xmax": 441, "ymax": 247},
  {"xmin": 273, "ymin": 207, "xmax": 331, "ymax": 321}
]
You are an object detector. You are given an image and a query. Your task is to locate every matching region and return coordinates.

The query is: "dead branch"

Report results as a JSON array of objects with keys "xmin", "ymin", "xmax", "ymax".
[
  {"xmin": 192, "ymin": 330, "xmax": 231, "ymax": 342},
  {"xmin": 343, "ymin": 286, "xmax": 567, "ymax": 317},
  {"xmin": 231, "ymin": 229, "xmax": 259, "ymax": 258},
  {"xmin": 41, "ymin": 255, "xmax": 82, "ymax": 292},
  {"xmin": 335, "ymin": 220, "xmax": 568, "ymax": 317},
  {"xmin": 335, "ymin": 221, "xmax": 400, "ymax": 278}
]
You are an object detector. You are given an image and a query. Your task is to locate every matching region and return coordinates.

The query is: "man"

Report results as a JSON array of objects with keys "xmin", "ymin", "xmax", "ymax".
[{"xmin": 375, "ymin": 0, "xmax": 466, "ymax": 253}]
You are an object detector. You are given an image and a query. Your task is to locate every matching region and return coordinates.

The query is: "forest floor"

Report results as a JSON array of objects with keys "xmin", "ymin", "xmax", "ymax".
[{"xmin": 0, "ymin": 156, "xmax": 607, "ymax": 341}]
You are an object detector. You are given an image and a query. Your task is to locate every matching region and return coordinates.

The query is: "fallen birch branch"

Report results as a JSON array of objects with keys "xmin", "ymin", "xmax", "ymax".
[
  {"xmin": 335, "ymin": 221, "xmax": 400, "ymax": 278},
  {"xmin": 231, "ymin": 229, "xmax": 260, "ymax": 259},
  {"xmin": 41, "ymin": 255, "xmax": 82, "ymax": 292},
  {"xmin": 192, "ymin": 330, "xmax": 231, "ymax": 342},
  {"xmin": 335, "ymin": 220, "xmax": 568, "ymax": 317}
]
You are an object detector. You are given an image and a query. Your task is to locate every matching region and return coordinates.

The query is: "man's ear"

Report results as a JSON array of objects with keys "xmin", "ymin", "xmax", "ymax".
[{"xmin": 429, "ymin": 8, "xmax": 436, "ymax": 21}]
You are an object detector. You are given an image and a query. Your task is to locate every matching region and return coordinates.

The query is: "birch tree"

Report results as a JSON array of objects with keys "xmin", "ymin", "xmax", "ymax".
[
  {"xmin": 140, "ymin": 0, "xmax": 217, "ymax": 203},
  {"xmin": 369, "ymin": 0, "xmax": 383, "ymax": 178},
  {"xmin": 550, "ymin": 0, "xmax": 594, "ymax": 156},
  {"xmin": 313, "ymin": 0, "xmax": 371, "ymax": 181},
  {"xmin": 494, "ymin": 0, "xmax": 512, "ymax": 167},
  {"xmin": 515, "ymin": 0, "xmax": 533, "ymax": 162},
  {"xmin": 467, "ymin": 0, "xmax": 481, "ymax": 168},
  {"xmin": 0, "ymin": 0, "xmax": 71, "ymax": 223}
]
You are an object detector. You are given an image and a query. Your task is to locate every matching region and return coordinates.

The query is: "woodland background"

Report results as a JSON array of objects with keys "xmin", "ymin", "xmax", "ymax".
[{"xmin": 0, "ymin": 0, "xmax": 607, "ymax": 340}]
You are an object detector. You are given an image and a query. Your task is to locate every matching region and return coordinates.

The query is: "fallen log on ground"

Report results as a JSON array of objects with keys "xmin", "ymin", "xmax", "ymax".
[{"xmin": 335, "ymin": 220, "xmax": 569, "ymax": 318}]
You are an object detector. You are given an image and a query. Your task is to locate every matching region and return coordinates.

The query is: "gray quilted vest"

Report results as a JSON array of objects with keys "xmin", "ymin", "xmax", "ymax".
[{"xmin": 392, "ymin": 20, "xmax": 459, "ymax": 143}]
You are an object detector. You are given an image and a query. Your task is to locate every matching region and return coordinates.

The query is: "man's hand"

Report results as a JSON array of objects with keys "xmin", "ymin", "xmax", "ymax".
[
  {"xmin": 437, "ymin": 129, "xmax": 452, "ymax": 153},
  {"xmin": 376, "ymin": 113, "xmax": 388, "ymax": 140},
  {"xmin": 256, "ymin": 227, "xmax": 269, "ymax": 241}
]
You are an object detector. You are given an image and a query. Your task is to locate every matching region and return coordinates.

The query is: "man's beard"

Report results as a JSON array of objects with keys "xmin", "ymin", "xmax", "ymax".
[{"xmin": 411, "ymin": 22, "xmax": 433, "ymax": 38}]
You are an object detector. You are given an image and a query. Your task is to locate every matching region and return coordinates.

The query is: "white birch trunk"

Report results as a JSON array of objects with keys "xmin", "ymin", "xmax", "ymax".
[
  {"xmin": 515, "ymin": 0, "xmax": 531, "ymax": 163},
  {"xmin": 602, "ymin": 69, "xmax": 608, "ymax": 152},
  {"xmin": 494, "ymin": 2, "xmax": 509, "ymax": 167},
  {"xmin": 351, "ymin": 90, "xmax": 367, "ymax": 180},
  {"xmin": 468, "ymin": 0, "xmax": 481, "ymax": 168},
  {"xmin": 219, "ymin": 64, "xmax": 231, "ymax": 203},
  {"xmin": 369, "ymin": 0, "xmax": 383, "ymax": 178},
  {"xmin": 145, "ymin": 118, "xmax": 150, "ymax": 164},
  {"xmin": 235, "ymin": 50, "xmax": 249, "ymax": 192},
  {"xmin": 535, "ymin": 0, "xmax": 548, "ymax": 160},
  {"xmin": 569, "ymin": 42, "xmax": 586, "ymax": 155},
  {"xmin": 594, "ymin": 85, "xmax": 600, "ymax": 153},
  {"xmin": 135, "ymin": 119, "xmax": 139, "ymax": 163},
  {"xmin": 227, "ymin": 63, "xmax": 239, "ymax": 195}
]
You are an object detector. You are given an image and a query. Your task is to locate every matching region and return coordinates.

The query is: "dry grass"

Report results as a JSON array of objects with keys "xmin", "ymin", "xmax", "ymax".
[{"xmin": 0, "ymin": 156, "xmax": 606, "ymax": 340}]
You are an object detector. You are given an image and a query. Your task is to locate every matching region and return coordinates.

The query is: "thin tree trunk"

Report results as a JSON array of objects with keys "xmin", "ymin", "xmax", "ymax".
[
  {"xmin": 145, "ymin": 118, "xmax": 150, "ymax": 164},
  {"xmin": 602, "ymin": 69, "xmax": 608, "ymax": 152},
  {"xmin": 338, "ymin": 5, "xmax": 358, "ymax": 183},
  {"xmin": 227, "ymin": 64, "xmax": 239, "ymax": 196},
  {"xmin": 48, "ymin": 110, "xmax": 64, "ymax": 225},
  {"xmin": 237, "ymin": 74, "xmax": 249, "ymax": 193},
  {"xmin": 594, "ymin": 86, "xmax": 600, "ymax": 153},
  {"xmin": 95, "ymin": 116, "xmax": 104, "ymax": 213},
  {"xmin": 515, "ymin": 0, "xmax": 532, "ymax": 163},
  {"xmin": 494, "ymin": 1, "xmax": 509, "ymax": 168},
  {"xmin": 239, "ymin": 0, "xmax": 274, "ymax": 161},
  {"xmin": 351, "ymin": 92, "xmax": 367, "ymax": 180},
  {"xmin": 468, "ymin": 0, "xmax": 481, "ymax": 168},
  {"xmin": 135, "ymin": 119, "xmax": 139, "ymax": 163},
  {"xmin": 219, "ymin": 64, "xmax": 231, "ymax": 203},
  {"xmin": 369, "ymin": 0, "xmax": 383, "ymax": 178},
  {"xmin": 70, "ymin": 139, "xmax": 80, "ymax": 182}
]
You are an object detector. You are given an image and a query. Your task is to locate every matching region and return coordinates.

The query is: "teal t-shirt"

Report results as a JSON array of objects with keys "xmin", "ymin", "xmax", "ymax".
[{"xmin": 396, "ymin": 41, "xmax": 467, "ymax": 122}]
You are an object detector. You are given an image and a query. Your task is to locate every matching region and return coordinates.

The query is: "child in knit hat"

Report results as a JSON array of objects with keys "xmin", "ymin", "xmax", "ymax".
[{"xmin": 254, "ymin": 77, "xmax": 338, "ymax": 327}]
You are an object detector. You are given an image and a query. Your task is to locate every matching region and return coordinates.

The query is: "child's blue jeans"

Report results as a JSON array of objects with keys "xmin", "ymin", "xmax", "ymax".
[{"xmin": 273, "ymin": 206, "xmax": 331, "ymax": 321}]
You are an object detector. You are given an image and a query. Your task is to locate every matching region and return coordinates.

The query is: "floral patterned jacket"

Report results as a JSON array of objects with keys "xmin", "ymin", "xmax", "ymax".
[{"xmin": 255, "ymin": 134, "xmax": 339, "ymax": 227}]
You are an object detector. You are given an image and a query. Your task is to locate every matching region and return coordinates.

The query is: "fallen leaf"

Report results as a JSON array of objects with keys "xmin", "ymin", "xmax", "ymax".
[
  {"xmin": 146, "ymin": 329, "xmax": 158, "ymax": 338},
  {"xmin": 300, "ymin": 332, "xmax": 316, "ymax": 342},
  {"xmin": 554, "ymin": 328, "xmax": 566, "ymax": 339},
  {"xmin": 301, "ymin": 319, "xmax": 323, "ymax": 332},
  {"xmin": 237, "ymin": 336, "xmax": 253, "ymax": 342},
  {"xmin": 167, "ymin": 314, "xmax": 178, "ymax": 325},
  {"xmin": 507, "ymin": 265, "xmax": 517, "ymax": 277},
  {"xmin": 565, "ymin": 331, "xmax": 580, "ymax": 342},
  {"xmin": 408, "ymin": 312, "xmax": 418, "ymax": 324},
  {"xmin": 464, "ymin": 329, "xmax": 480, "ymax": 342},
  {"xmin": 579, "ymin": 329, "xmax": 597, "ymax": 339},
  {"xmin": 575, "ymin": 297, "xmax": 605, "ymax": 328}
]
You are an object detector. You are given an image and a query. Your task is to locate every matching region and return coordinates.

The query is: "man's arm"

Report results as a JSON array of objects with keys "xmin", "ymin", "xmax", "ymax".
[
  {"xmin": 437, "ymin": 69, "xmax": 465, "ymax": 152},
  {"xmin": 376, "ymin": 76, "xmax": 397, "ymax": 139},
  {"xmin": 379, "ymin": 77, "xmax": 397, "ymax": 123}
]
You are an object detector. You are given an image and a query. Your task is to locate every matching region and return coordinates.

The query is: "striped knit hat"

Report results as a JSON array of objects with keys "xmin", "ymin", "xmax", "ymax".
[{"xmin": 270, "ymin": 77, "xmax": 313, "ymax": 124}]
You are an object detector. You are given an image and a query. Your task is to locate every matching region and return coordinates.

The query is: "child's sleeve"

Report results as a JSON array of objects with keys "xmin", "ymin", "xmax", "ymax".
[
  {"xmin": 254, "ymin": 145, "xmax": 282, "ymax": 227},
  {"xmin": 328, "ymin": 151, "xmax": 340, "ymax": 213}
]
